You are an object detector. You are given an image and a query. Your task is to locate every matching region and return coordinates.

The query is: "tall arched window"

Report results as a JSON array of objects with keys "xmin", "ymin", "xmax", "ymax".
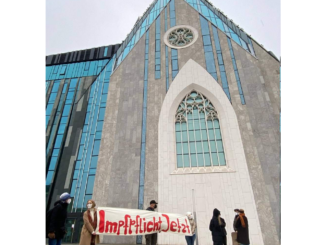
[{"xmin": 175, "ymin": 90, "xmax": 226, "ymax": 168}]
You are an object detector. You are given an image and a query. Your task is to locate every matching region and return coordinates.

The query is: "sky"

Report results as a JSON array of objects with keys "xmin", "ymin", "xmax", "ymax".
[{"xmin": 46, "ymin": 0, "xmax": 280, "ymax": 58}]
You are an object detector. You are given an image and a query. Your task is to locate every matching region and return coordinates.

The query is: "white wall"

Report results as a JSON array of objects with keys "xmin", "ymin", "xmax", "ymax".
[{"xmin": 157, "ymin": 59, "xmax": 264, "ymax": 245}]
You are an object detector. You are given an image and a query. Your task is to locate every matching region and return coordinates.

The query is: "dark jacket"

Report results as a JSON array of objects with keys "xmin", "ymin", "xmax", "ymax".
[
  {"xmin": 46, "ymin": 200, "xmax": 68, "ymax": 239},
  {"xmin": 146, "ymin": 207, "xmax": 155, "ymax": 211},
  {"xmin": 209, "ymin": 209, "xmax": 227, "ymax": 243},
  {"xmin": 233, "ymin": 214, "xmax": 239, "ymax": 231},
  {"xmin": 235, "ymin": 215, "xmax": 250, "ymax": 244}
]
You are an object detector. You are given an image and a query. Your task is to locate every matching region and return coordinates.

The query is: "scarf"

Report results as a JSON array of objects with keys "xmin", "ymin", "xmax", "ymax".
[
  {"xmin": 238, "ymin": 213, "xmax": 246, "ymax": 228},
  {"xmin": 87, "ymin": 209, "xmax": 98, "ymax": 230}
]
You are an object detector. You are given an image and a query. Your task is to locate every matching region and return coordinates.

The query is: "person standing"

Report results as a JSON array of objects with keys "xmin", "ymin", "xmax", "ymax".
[
  {"xmin": 145, "ymin": 200, "xmax": 158, "ymax": 245},
  {"xmin": 185, "ymin": 212, "xmax": 196, "ymax": 245},
  {"xmin": 46, "ymin": 192, "xmax": 71, "ymax": 245},
  {"xmin": 233, "ymin": 209, "xmax": 240, "ymax": 231},
  {"xmin": 209, "ymin": 208, "xmax": 227, "ymax": 245},
  {"xmin": 234, "ymin": 209, "xmax": 250, "ymax": 245},
  {"xmin": 79, "ymin": 199, "xmax": 100, "ymax": 245}
]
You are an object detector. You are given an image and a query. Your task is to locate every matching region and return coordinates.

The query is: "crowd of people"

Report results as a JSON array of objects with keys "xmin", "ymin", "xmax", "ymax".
[{"xmin": 46, "ymin": 193, "xmax": 251, "ymax": 245}]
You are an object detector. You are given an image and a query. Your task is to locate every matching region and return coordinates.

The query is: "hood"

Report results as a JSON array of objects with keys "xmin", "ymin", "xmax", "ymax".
[{"xmin": 213, "ymin": 208, "xmax": 220, "ymax": 217}]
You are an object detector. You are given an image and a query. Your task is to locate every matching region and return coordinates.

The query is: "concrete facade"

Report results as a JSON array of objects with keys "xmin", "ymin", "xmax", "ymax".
[{"xmin": 92, "ymin": 0, "xmax": 280, "ymax": 244}]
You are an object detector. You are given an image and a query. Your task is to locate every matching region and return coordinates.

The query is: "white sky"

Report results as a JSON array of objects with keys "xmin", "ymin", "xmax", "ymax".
[{"xmin": 46, "ymin": 0, "xmax": 280, "ymax": 58}]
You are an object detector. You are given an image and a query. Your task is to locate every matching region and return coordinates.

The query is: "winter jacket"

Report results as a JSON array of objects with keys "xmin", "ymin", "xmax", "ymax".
[
  {"xmin": 46, "ymin": 200, "xmax": 68, "ymax": 240},
  {"xmin": 209, "ymin": 209, "xmax": 227, "ymax": 243},
  {"xmin": 79, "ymin": 209, "xmax": 100, "ymax": 245},
  {"xmin": 235, "ymin": 215, "xmax": 250, "ymax": 244}
]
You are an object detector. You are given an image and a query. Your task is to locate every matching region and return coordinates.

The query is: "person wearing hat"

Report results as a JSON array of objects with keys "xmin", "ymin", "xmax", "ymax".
[
  {"xmin": 234, "ymin": 209, "xmax": 250, "ymax": 245},
  {"xmin": 79, "ymin": 199, "xmax": 100, "ymax": 245},
  {"xmin": 145, "ymin": 200, "xmax": 158, "ymax": 245},
  {"xmin": 209, "ymin": 208, "xmax": 227, "ymax": 245},
  {"xmin": 46, "ymin": 192, "xmax": 71, "ymax": 245}
]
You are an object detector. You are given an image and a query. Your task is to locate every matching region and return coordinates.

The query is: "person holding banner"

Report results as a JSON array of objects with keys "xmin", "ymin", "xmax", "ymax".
[
  {"xmin": 209, "ymin": 209, "xmax": 227, "ymax": 245},
  {"xmin": 145, "ymin": 200, "xmax": 158, "ymax": 245},
  {"xmin": 185, "ymin": 212, "xmax": 196, "ymax": 245},
  {"xmin": 79, "ymin": 199, "xmax": 100, "ymax": 245}
]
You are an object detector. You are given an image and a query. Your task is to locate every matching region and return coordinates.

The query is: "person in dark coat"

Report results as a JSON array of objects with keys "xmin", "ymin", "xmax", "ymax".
[
  {"xmin": 209, "ymin": 208, "xmax": 227, "ymax": 245},
  {"xmin": 234, "ymin": 209, "xmax": 250, "ymax": 245},
  {"xmin": 46, "ymin": 192, "xmax": 71, "ymax": 245},
  {"xmin": 145, "ymin": 200, "xmax": 158, "ymax": 245},
  {"xmin": 233, "ymin": 209, "xmax": 240, "ymax": 231}
]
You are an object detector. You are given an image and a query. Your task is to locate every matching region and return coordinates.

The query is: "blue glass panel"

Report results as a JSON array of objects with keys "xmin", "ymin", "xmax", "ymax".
[
  {"xmin": 86, "ymin": 175, "xmax": 95, "ymax": 194},
  {"xmin": 197, "ymin": 153, "xmax": 204, "ymax": 167},
  {"xmin": 90, "ymin": 156, "xmax": 98, "ymax": 169},
  {"xmin": 216, "ymin": 140, "xmax": 224, "ymax": 152},
  {"xmin": 95, "ymin": 132, "xmax": 102, "ymax": 140},
  {"xmin": 209, "ymin": 140, "xmax": 217, "ymax": 152},
  {"xmin": 191, "ymin": 154, "xmax": 197, "ymax": 167},
  {"xmin": 52, "ymin": 149, "xmax": 59, "ymax": 157},
  {"xmin": 46, "ymin": 104, "xmax": 54, "ymax": 115},
  {"xmin": 92, "ymin": 140, "xmax": 101, "ymax": 156},
  {"xmin": 204, "ymin": 153, "xmax": 211, "ymax": 166},
  {"xmin": 70, "ymin": 180, "xmax": 77, "ymax": 197},
  {"xmin": 96, "ymin": 121, "xmax": 103, "ymax": 132},
  {"xmin": 48, "ymin": 157, "xmax": 58, "ymax": 171},
  {"xmin": 218, "ymin": 153, "xmax": 226, "ymax": 165},
  {"xmin": 62, "ymin": 105, "xmax": 71, "ymax": 116},
  {"xmin": 203, "ymin": 141, "xmax": 209, "ymax": 152},
  {"xmin": 104, "ymin": 47, "xmax": 108, "ymax": 57},
  {"xmin": 46, "ymin": 171, "xmax": 54, "ymax": 185},
  {"xmin": 203, "ymin": 35, "xmax": 211, "ymax": 46},
  {"xmin": 183, "ymin": 155, "xmax": 190, "ymax": 167},
  {"xmin": 54, "ymin": 134, "xmax": 63, "ymax": 148},
  {"xmin": 212, "ymin": 153, "xmax": 218, "ymax": 166},
  {"xmin": 77, "ymin": 145, "xmax": 84, "ymax": 160}
]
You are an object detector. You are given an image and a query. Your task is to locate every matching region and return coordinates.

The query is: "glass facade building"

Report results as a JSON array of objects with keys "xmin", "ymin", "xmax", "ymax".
[{"xmin": 46, "ymin": 0, "xmax": 280, "ymax": 244}]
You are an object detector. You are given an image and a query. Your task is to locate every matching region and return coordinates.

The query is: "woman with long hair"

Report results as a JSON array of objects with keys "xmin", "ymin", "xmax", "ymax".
[
  {"xmin": 209, "ymin": 208, "xmax": 227, "ymax": 245},
  {"xmin": 79, "ymin": 199, "xmax": 100, "ymax": 245},
  {"xmin": 234, "ymin": 209, "xmax": 250, "ymax": 245}
]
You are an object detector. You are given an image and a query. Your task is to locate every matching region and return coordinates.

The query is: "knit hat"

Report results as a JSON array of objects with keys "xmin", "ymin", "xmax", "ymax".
[{"xmin": 60, "ymin": 192, "xmax": 71, "ymax": 201}]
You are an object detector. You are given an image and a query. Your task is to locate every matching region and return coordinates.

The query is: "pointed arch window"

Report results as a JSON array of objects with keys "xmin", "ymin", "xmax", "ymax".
[{"xmin": 175, "ymin": 90, "xmax": 226, "ymax": 168}]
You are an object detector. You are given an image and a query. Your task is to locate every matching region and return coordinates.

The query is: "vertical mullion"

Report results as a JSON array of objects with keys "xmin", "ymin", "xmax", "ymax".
[{"xmin": 212, "ymin": 119, "xmax": 221, "ymax": 166}]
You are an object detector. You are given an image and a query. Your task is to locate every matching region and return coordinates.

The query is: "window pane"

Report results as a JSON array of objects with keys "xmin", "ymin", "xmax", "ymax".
[
  {"xmin": 175, "ymin": 123, "xmax": 181, "ymax": 131},
  {"xmin": 199, "ymin": 112, "xmax": 205, "ymax": 119},
  {"xmin": 96, "ymin": 121, "xmax": 103, "ymax": 132},
  {"xmin": 183, "ymin": 142, "xmax": 189, "ymax": 154},
  {"xmin": 196, "ymin": 142, "xmax": 203, "ymax": 153},
  {"xmin": 197, "ymin": 153, "xmax": 204, "ymax": 167},
  {"xmin": 211, "ymin": 153, "xmax": 219, "ymax": 166},
  {"xmin": 77, "ymin": 145, "xmax": 84, "ymax": 160},
  {"xmin": 200, "ymin": 119, "xmax": 206, "ymax": 128},
  {"xmin": 203, "ymin": 141, "xmax": 209, "ymax": 152},
  {"xmin": 48, "ymin": 157, "xmax": 58, "ymax": 171},
  {"xmin": 204, "ymin": 153, "xmax": 211, "ymax": 166},
  {"xmin": 190, "ymin": 142, "xmax": 196, "ymax": 153},
  {"xmin": 176, "ymin": 143, "xmax": 182, "ymax": 154},
  {"xmin": 210, "ymin": 140, "xmax": 217, "ymax": 152},
  {"xmin": 176, "ymin": 131, "xmax": 181, "ymax": 142},
  {"xmin": 214, "ymin": 129, "xmax": 222, "ymax": 140},
  {"xmin": 182, "ymin": 131, "xmax": 188, "ymax": 142},
  {"xmin": 188, "ymin": 130, "xmax": 195, "ymax": 142},
  {"xmin": 70, "ymin": 180, "xmax": 77, "ymax": 197},
  {"xmin": 75, "ymin": 160, "xmax": 81, "ymax": 169},
  {"xmin": 183, "ymin": 154, "xmax": 190, "ymax": 167},
  {"xmin": 181, "ymin": 122, "xmax": 187, "ymax": 131},
  {"xmin": 54, "ymin": 135, "xmax": 63, "ymax": 148},
  {"xmin": 187, "ymin": 112, "xmax": 193, "ymax": 120},
  {"xmin": 208, "ymin": 129, "xmax": 215, "ymax": 139},
  {"xmin": 86, "ymin": 176, "xmax": 95, "ymax": 195},
  {"xmin": 216, "ymin": 140, "xmax": 224, "ymax": 152},
  {"xmin": 92, "ymin": 140, "xmax": 101, "ymax": 156},
  {"xmin": 201, "ymin": 130, "xmax": 208, "ymax": 140},
  {"xmin": 177, "ymin": 155, "xmax": 183, "ymax": 168},
  {"xmin": 191, "ymin": 154, "xmax": 197, "ymax": 167},
  {"xmin": 218, "ymin": 153, "xmax": 226, "ymax": 166},
  {"xmin": 188, "ymin": 121, "xmax": 194, "ymax": 130},
  {"xmin": 207, "ymin": 120, "xmax": 213, "ymax": 129},
  {"xmin": 95, "ymin": 132, "xmax": 102, "ymax": 140},
  {"xmin": 46, "ymin": 171, "xmax": 54, "ymax": 185},
  {"xmin": 194, "ymin": 120, "xmax": 200, "ymax": 130},
  {"xmin": 195, "ymin": 130, "xmax": 201, "ymax": 141},
  {"xmin": 90, "ymin": 156, "xmax": 98, "ymax": 169},
  {"xmin": 213, "ymin": 120, "xmax": 220, "ymax": 128},
  {"xmin": 98, "ymin": 108, "xmax": 106, "ymax": 121}
]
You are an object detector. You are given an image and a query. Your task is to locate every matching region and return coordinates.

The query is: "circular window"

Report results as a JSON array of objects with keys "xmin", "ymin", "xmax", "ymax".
[{"xmin": 164, "ymin": 25, "xmax": 198, "ymax": 49}]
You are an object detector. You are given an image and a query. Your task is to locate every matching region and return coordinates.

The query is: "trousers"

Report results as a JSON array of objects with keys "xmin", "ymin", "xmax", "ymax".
[{"xmin": 145, "ymin": 233, "xmax": 158, "ymax": 245}]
